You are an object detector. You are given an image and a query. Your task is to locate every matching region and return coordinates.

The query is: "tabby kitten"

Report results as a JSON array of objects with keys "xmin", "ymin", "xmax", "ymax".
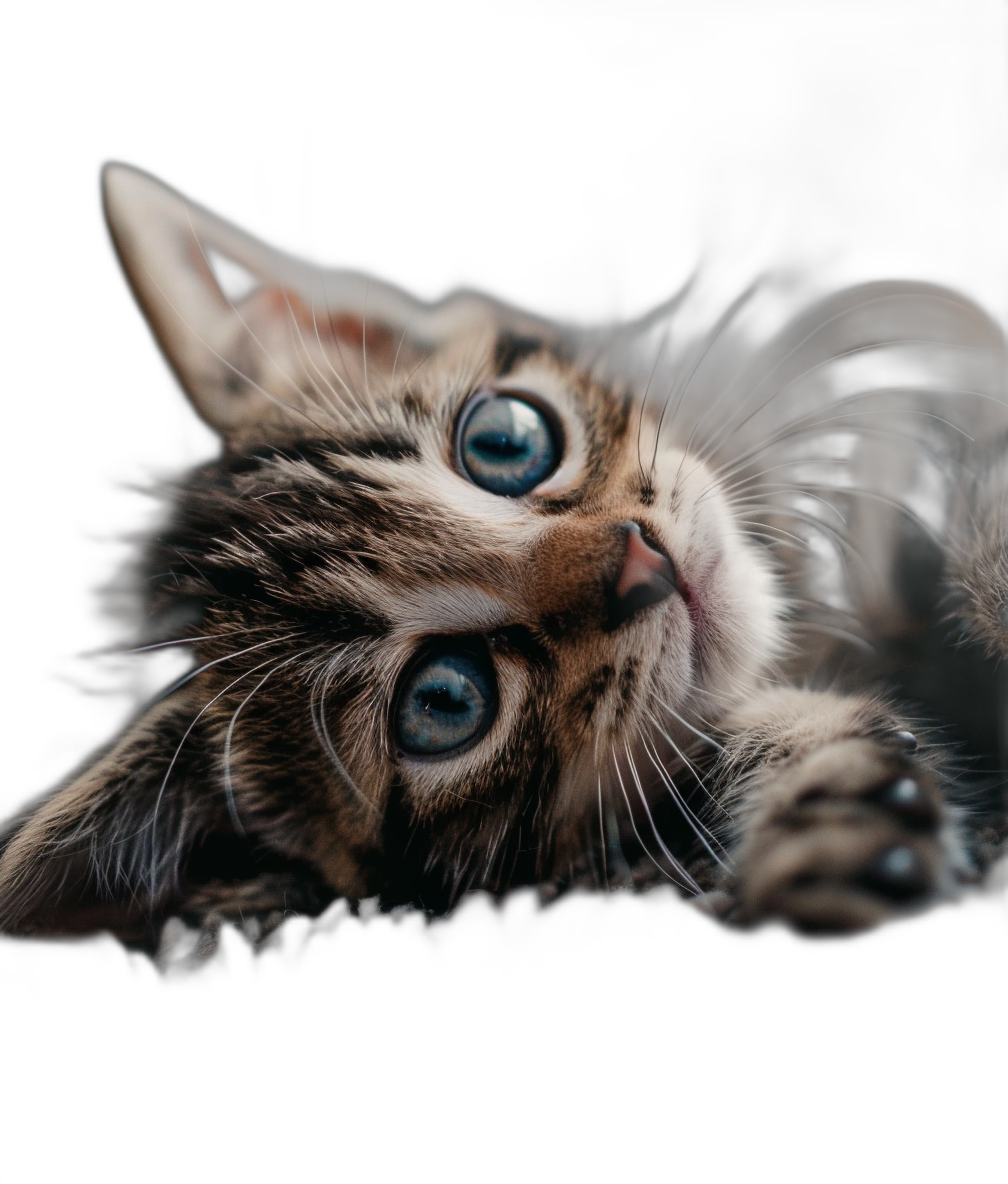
[{"xmin": 0, "ymin": 164, "xmax": 1004, "ymax": 949}]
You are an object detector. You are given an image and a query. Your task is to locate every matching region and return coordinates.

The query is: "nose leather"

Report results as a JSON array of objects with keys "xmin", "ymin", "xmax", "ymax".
[{"xmin": 615, "ymin": 525, "xmax": 677, "ymax": 606}]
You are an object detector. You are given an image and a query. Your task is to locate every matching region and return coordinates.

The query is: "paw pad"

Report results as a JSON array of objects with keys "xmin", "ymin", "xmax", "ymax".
[
  {"xmin": 871, "ymin": 777, "xmax": 938, "ymax": 828},
  {"xmin": 860, "ymin": 844, "xmax": 931, "ymax": 903}
]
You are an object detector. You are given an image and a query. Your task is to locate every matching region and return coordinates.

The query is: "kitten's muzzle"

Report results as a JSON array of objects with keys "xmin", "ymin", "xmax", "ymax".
[{"xmin": 530, "ymin": 518, "xmax": 676, "ymax": 636}]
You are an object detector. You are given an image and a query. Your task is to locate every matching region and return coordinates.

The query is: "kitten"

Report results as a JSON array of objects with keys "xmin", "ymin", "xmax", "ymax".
[{"xmin": 0, "ymin": 163, "xmax": 1004, "ymax": 950}]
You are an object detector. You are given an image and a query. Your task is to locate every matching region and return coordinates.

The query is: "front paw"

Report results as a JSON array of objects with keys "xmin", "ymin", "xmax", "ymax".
[{"xmin": 727, "ymin": 735, "xmax": 963, "ymax": 932}]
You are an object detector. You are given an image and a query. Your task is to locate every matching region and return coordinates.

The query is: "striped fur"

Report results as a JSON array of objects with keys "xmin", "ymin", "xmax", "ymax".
[{"xmin": 1, "ymin": 166, "xmax": 1005, "ymax": 948}]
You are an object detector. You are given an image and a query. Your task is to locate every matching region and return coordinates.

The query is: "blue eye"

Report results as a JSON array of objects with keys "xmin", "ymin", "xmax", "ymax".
[
  {"xmin": 458, "ymin": 392, "xmax": 559, "ymax": 496},
  {"xmin": 395, "ymin": 647, "xmax": 498, "ymax": 756}
]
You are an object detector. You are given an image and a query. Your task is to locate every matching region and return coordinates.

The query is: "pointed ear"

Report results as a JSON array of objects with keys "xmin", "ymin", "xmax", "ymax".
[
  {"xmin": 0, "ymin": 691, "xmax": 208, "ymax": 944},
  {"xmin": 102, "ymin": 164, "xmax": 548, "ymax": 444},
  {"xmin": 102, "ymin": 162, "xmax": 417, "ymax": 441}
]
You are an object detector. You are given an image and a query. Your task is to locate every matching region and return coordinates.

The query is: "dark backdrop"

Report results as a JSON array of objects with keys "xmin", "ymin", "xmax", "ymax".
[{"xmin": 3, "ymin": 0, "xmax": 1004, "ymax": 1018}]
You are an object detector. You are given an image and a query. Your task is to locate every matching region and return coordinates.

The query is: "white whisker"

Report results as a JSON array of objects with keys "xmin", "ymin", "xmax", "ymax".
[
  {"xmin": 638, "ymin": 729, "xmax": 731, "ymax": 870},
  {"xmin": 221, "ymin": 650, "xmax": 311, "ymax": 835},
  {"xmin": 155, "ymin": 633, "xmax": 302, "ymax": 699},
  {"xmin": 610, "ymin": 743, "xmax": 699, "ymax": 894}
]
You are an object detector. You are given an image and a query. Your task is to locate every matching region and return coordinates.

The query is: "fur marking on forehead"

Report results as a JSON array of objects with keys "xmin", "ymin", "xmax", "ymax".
[{"xmin": 384, "ymin": 585, "xmax": 515, "ymax": 638}]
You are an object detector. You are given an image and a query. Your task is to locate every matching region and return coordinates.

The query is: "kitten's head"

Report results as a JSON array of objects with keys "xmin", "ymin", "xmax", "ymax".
[{"xmin": 0, "ymin": 166, "xmax": 781, "ymax": 939}]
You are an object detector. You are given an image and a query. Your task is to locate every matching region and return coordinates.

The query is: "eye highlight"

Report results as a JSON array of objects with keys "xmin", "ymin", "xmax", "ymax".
[
  {"xmin": 395, "ymin": 644, "xmax": 498, "ymax": 756},
  {"xmin": 457, "ymin": 390, "xmax": 559, "ymax": 496}
]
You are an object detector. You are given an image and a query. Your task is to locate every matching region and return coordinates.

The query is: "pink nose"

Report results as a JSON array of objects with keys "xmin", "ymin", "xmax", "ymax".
[{"xmin": 615, "ymin": 525, "xmax": 677, "ymax": 606}]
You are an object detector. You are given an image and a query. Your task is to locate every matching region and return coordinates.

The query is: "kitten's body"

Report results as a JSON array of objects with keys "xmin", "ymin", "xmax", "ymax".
[{"xmin": 1, "ymin": 165, "xmax": 1005, "ymax": 949}]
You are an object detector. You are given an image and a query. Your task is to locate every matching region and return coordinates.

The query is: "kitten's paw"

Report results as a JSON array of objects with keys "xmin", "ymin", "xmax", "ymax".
[{"xmin": 728, "ymin": 734, "xmax": 964, "ymax": 932}]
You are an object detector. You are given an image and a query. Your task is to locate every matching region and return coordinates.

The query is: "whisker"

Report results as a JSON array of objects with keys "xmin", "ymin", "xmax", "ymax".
[
  {"xmin": 726, "ymin": 501, "xmax": 868, "ymax": 570},
  {"xmin": 636, "ymin": 328, "xmax": 669, "ymax": 482},
  {"xmin": 788, "ymin": 482, "xmax": 947, "ymax": 546},
  {"xmin": 145, "ymin": 646, "xmax": 304, "ymax": 874},
  {"xmin": 642, "ymin": 705, "xmax": 730, "ymax": 815},
  {"xmin": 705, "ymin": 452, "xmax": 848, "ymax": 504},
  {"xmin": 308, "ymin": 667, "xmax": 379, "ymax": 817},
  {"xmin": 648, "ymin": 697, "xmax": 726, "ymax": 754},
  {"xmin": 787, "ymin": 618, "xmax": 877, "ymax": 652},
  {"xmin": 638, "ymin": 729, "xmax": 732, "ymax": 869},
  {"xmin": 222, "ymin": 650, "xmax": 311, "ymax": 834},
  {"xmin": 683, "ymin": 287, "xmax": 984, "ymax": 470},
  {"xmin": 661, "ymin": 281, "xmax": 763, "ymax": 483},
  {"xmin": 280, "ymin": 285, "xmax": 360, "ymax": 426},
  {"xmin": 701, "ymin": 419, "xmax": 971, "ymax": 497},
  {"xmin": 312, "ymin": 279, "xmax": 392, "ymax": 418},
  {"xmin": 597, "ymin": 773, "xmax": 609, "ymax": 889},
  {"xmin": 736, "ymin": 522, "xmax": 811, "ymax": 550},
  {"xmin": 621, "ymin": 738, "xmax": 702, "ymax": 893},
  {"xmin": 139, "ymin": 263, "xmax": 331, "ymax": 440},
  {"xmin": 117, "ymin": 628, "xmax": 258, "ymax": 655},
  {"xmin": 786, "ymin": 594, "xmax": 866, "ymax": 617},
  {"xmin": 154, "ymin": 633, "xmax": 302, "ymax": 699}
]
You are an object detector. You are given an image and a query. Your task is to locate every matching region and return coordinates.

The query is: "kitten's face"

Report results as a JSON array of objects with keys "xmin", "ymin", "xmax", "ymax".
[{"xmin": 152, "ymin": 293, "xmax": 781, "ymax": 898}]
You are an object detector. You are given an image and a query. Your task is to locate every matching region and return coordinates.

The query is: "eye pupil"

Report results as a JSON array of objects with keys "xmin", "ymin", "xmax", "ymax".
[
  {"xmin": 458, "ymin": 392, "xmax": 558, "ymax": 496},
  {"xmin": 421, "ymin": 686, "xmax": 468, "ymax": 715},
  {"xmin": 470, "ymin": 430, "xmax": 526, "ymax": 460}
]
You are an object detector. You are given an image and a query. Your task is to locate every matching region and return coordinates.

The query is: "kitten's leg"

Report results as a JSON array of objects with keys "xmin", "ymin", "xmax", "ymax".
[{"xmin": 711, "ymin": 688, "xmax": 972, "ymax": 931}]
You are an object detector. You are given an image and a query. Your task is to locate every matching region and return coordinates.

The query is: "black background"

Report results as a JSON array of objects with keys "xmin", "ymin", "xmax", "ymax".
[{"xmin": 3, "ymin": 2, "xmax": 1004, "ymax": 1008}]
